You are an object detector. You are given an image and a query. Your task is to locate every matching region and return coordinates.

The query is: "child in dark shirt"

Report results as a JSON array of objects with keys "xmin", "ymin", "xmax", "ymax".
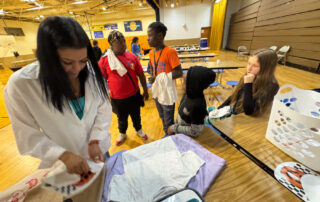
[{"xmin": 168, "ymin": 66, "xmax": 216, "ymax": 137}]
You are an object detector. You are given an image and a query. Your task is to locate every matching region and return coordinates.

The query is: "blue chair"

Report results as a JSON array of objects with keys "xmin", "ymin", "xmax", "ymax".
[
  {"xmin": 226, "ymin": 80, "xmax": 239, "ymax": 88},
  {"xmin": 216, "ymin": 69, "xmax": 225, "ymax": 87},
  {"xmin": 140, "ymin": 83, "xmax": 151, "ymax": 88},
  {"xmin": 210, "ymin": 81, "xmax": 219, "ymax": 87},
  {"xmin": 209, "ymin": 81, "xmax": 219, "ymax": 102}
]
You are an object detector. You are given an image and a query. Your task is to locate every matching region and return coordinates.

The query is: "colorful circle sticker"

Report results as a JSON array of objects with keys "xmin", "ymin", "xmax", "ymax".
[
  {"xmin": 290, "ymin": 97, "xmax": 297, "ymax": 102},
  {"xmin": 311, "ymin": 111, "xmax": 319, "ymax": 117},
  {"xmin": 310, "ymin": 128, "xmax": 320, "ymax": 135}
]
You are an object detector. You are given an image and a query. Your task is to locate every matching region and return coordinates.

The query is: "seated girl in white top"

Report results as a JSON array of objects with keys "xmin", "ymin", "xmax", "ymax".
[{"xmin": 4, "ymin": 16, "xmax": 112, "ymax": 175}]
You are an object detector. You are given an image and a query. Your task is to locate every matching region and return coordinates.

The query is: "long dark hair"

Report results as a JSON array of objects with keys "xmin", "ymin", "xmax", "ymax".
[
  {"xmin": 231, "ymin": 48, "xmax": 279, "ymax": 114},
  {"xmin": 37, "ymin": 16, "xmax": 108, "ymax": 112}
]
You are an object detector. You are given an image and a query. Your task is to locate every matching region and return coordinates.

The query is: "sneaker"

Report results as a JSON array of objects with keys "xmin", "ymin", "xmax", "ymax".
[
  {"xmin": 136, "ymin": 129, "xmax": 148, "ymax": 140},
  {"xmin": 116, "ymin": 133, "xmax": 127, "ymax": 146}
]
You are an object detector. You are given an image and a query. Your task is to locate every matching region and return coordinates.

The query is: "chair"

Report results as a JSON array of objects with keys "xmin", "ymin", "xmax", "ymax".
[
  {"xmin": 226, "ymin": 80, "xmax": 239, "ymax": 88},
  {"xmin": 237, "ymin": 46, "xmax": 249, "ymax": 60},
  {"xmin": 139, "ymin": 83, "xmax": 151, "ymax": 88},
  {"xmin": 269, "ymin": 46, "xmax": 277, "ymax": 51},
  {"xmin": 208, "ymin": 81, "xmax": 219, "ymax": 102},
  {"xmin": 208, "ymin": 67, "xmax": 220, "ymax": 102},
  {"xmin": 277, "ymin": 45, "xmax": 290, "ymax": 65},
  {"xmin": 210, "ymin": 81, "xmax": 219, "ymax": 87}
]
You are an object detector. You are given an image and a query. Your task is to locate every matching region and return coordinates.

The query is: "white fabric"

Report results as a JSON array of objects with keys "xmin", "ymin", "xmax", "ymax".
[
  {"xmin": 108, "ymin": 137, "xmax": 204, "ymax": 202},
  {"xmin": 0, "ymin": 160, "xmax": 74, "ymax": 202},
  {"xmin": 4, "ymin": 61, "xmax": 112, "ymax": 168},
  {"xmin": 152, "ymin": 72, "xmax": 177, "ymax": 105},
  {"xmin": 43, "ymin": 160, "xmax": 80, "ymax": 187},
  {"xmin": 301, "ymin": 174, "xmax": 320, "ymax": 202},
  {"xmin": 106, "ymin": 49, "xmax": 127, "ymax": 76},
  {"xmin": 209, "ymin": 106, "xmax": 231, "ymax": 119},
  {"xmin": 43, "ymin": 160, "xmax": 104, "ymax": 198}
]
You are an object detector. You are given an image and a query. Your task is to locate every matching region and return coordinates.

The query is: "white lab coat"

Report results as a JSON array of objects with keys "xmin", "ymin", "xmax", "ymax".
[{"xmin": 4, "ymin": 61, "xmax": 112, "ymax": 168}]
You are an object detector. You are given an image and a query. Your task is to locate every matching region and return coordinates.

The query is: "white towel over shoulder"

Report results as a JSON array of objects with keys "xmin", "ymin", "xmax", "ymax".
[
  {"xmin": 152, "ymin": 72, "xmax": 177, "ymax": 105},
  {"xmin": 106, "ymin": 49, "xmax": 127, "ymax": 76}
]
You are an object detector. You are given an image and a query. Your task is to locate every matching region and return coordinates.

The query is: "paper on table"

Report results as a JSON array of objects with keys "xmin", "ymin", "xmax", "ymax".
[{"xmin": 209, "ymin": 106, "xmax": 231, "ymax": 119}]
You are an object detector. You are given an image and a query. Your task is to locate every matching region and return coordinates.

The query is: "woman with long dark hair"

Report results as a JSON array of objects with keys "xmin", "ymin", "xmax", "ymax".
[
  {"xmin": 5, "ymin": 16, "xmax": 111, "ymax": 175},
  {"xmin": 208, "ymin": 48, "xmax": 279, "ymax": 120}
]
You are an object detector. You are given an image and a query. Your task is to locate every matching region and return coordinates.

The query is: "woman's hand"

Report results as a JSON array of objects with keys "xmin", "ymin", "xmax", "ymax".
[
  {"xmin": 88, "ymin": 141, "xmax": 104, "ymax": 163},
  {"xmin": 59, "ymin": 151, "xmax": 90, "ymax": 175},
  {"xmin": 244, "ymin": 73, "xmax": 255, "ymax": 83}
]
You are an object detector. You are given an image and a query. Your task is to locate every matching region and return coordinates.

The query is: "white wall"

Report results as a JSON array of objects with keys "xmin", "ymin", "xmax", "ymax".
[
  {"xmin": 159, "ymin": 0, "xmax": 213, "ymax": 40},
  {"xmin": 222, "ymin": 0, "xmax": 241, "ymax": 49}
]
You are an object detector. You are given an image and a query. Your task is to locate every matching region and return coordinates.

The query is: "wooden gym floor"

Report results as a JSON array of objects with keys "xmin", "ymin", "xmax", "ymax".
[{"xmin": 0, "ymin": 50, "xmax": 319, "ymax": 191}]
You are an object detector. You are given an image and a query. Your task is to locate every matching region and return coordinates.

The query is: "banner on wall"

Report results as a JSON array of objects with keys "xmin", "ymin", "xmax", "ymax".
[
  {"xmin": 93, "ymin": 31, "xmax": 104, "ymax": 39},
  {"xmin": 124, "ymin": 20, "xmax": 142, "ymax": 32},
  {"xmin": 104, "ymin": 23, "xmax": 118, "ymax": 30},
  {"xmin": 91, "ymin": 25, "xmax": 104, "ymax": 31}
]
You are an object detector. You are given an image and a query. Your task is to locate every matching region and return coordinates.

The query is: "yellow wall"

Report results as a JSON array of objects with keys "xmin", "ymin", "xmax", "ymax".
[
  {"xmin": 210, "ymin": 0, "xmax": 227, "ymax": 50},
  {"xmin": 0, "ymin": 15, "xmax": 155, "ymax": 58},
  {"xmin": 0, "ymin": 20, "xmax": 38, "ymax": 57}
]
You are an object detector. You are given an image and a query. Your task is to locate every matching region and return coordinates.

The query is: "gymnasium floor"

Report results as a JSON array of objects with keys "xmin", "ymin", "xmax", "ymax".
[{"xmin": 0, "ymin": 50, "xmax": 319, "ymax": 191}]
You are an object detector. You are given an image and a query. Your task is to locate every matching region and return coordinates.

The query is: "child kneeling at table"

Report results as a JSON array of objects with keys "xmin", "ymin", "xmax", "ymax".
[
  {"xmin": 168, "ymin": 66, "xmax": 216, "ymax": 137},
  {"xmin": 207, "ymin": 48, "xmax": 279, "ymax": 122}
]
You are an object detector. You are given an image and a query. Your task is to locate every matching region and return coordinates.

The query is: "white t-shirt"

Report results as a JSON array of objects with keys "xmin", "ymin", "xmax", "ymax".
[{"xmin": 108, "ymin": 137, "xmax": 204, "ymax": 202}]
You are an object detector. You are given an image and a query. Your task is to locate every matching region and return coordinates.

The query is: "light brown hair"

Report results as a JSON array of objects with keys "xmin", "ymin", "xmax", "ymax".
[{"xmin": 231, "ymin": 48, "xmax": 279, "ymax": 114}]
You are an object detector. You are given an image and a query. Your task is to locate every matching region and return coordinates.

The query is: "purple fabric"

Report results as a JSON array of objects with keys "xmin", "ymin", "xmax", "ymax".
[
  {"xmin": 171, "ymin": 134, "xmax": 226, "ymax": 195},
  {"xmin": 102, "ymin": 134, "xmax": 226, "ymax": 202}
]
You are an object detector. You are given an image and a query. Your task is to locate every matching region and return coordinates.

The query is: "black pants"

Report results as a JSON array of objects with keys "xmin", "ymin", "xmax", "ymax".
[{"xmin": 111, "ymin": 92, "xmax": 142, "ymax": 134}]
